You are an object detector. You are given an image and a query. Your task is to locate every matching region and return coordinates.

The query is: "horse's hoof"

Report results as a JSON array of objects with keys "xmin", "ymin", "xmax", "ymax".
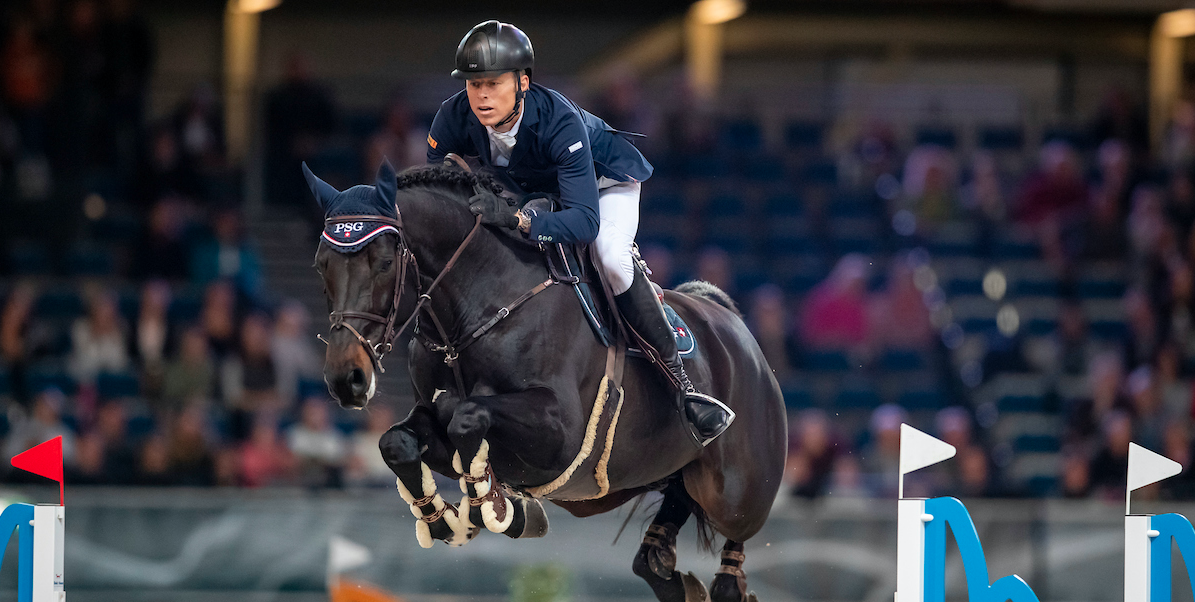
[
  {"xmin": 681, "ymin": 571, "xmax": 711, "ymax": 602},
  {"xmin": 481, "ymin": 497, "xmax": 515, "ymax": 533}
]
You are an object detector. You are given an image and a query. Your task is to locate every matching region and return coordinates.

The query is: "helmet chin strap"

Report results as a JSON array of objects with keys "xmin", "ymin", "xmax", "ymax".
[{"xmin": 494, "ymin": 70, "xmax": 524, "ymax": 129}]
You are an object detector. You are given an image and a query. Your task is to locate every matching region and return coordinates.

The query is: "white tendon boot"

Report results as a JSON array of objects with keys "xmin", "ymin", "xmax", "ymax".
[
  {"xmin": 457, "ymin": 440, "xmax": 514, "ymax": 534},
  {"xmin": 395, "ymin": 462, "xmax": 471, "ymax": 547}
]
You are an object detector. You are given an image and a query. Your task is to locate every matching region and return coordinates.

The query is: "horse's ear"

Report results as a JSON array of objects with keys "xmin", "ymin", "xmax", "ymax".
[
  {"xmin": 374, "ymin": 158, "xmax": 397, "ymax": 205},
  {"xmin": 302, "ymin": 161, "xmax": 340, "ymax": 211}
]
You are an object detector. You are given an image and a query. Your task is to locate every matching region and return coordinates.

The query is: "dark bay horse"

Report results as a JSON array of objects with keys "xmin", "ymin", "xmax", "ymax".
[{"xmin": 310, "ymin": 161, "xmax": 786, "ymax": 602}]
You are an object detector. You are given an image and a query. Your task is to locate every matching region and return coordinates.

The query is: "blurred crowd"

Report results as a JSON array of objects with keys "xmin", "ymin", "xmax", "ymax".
[{"xmin": 4, "ymin": 0, "xmax": 1195, "ymax": 500}]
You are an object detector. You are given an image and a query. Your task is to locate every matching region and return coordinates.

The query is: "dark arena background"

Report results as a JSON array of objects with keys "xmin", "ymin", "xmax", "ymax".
[{"xmin": 1, "ymin": 0, "xmax": 1194, "ymax": 600}]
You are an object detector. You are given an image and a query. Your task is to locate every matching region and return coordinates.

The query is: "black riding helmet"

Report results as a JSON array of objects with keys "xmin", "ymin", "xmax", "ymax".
[{"xmin": 452, "ymin": 20, "xmax": 534, "ymax": 128}]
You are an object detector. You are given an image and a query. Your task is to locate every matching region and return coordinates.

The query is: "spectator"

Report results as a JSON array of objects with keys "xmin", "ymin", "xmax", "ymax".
[
  {"xmin": 132, "ymin": 279, "xmax": 172, "ymax": 399},
  {"xmin": 785, "ymin": 409, "xmax": 840, "ymax": 499},
  {"xmin": 136, "ymin": 433, "xmax": 172, "ymax": 486},
  {"xmin": 68, "ymin": 289, "xmax": 129, "ymax": 386},
  {"xmin": 1060, "ymin": 449, "xmax": 1091, "ymax": 498},
  {"xmin": 288, "ymin": 397, "xmax": 347, "ymax": 488},
  {"xmin": 2, "ymin": 17, "xmax": 55, "ymax": 156},
  {"xmin": 1162, "ymin": 259, "xmax": 1195, "ymax": 352},
  {"xmin": 221, "ymin": 312, "xmax": 279, "ymax": 416},
  {"xmin": 172, "ymin": 83, "xmax": 224, "ymax": 177},
  {"xmin": 1026, "ymin": 300, "xmax": 1091, "ymax": 376},
  {"xmin": 1, "ymin": 282, "xmax": 51, "ymax": 405},
  {"xmin": 1090, "ymin": 87, "xmax": 1148, "ymax": 154},
  {"xmin": 1091, "ymin": 138, "xmax": 1134, "ymax": 216},
  {"xmin": 747, "ymin": 285, "xmax": 794, "ymax": 380},
  {"xmin": 1061, "ymin": 183, "xmax": 1129, "ymax": 264},
  {"xmin": 900, "ymin": 144, "xmax": 958, "ymax": 230},
  {"xmin": 271, "ymin": 300, "xmax": 321, "ymax": 405},
  {"xmin": 265, "ymin": 52, "xmax": 336, "ymax": 208},
  {"xmin": 860, "ymin": 404, "xmax": 907, "ymax": 498},
  {"xmin": 1064, "ymin": 352, "xmax": 1129, "ymax": 451},
  {"xmin": 135, "ymin": 196, "xmax": 193, "ymax": 280},
  {"xmin": 1155, "ymin": 341, "xmax": 1191, "ymax": 419},
  {"xmin": 869, "ymin": 253, "xmax": 934, "ymax": 351},
  {"xmin": 346, "ymin": 404, "xmax": 397, "ymax": 488},
  {"xmin": 238, "ymin": 415, "xmax": 296, "ymax": 487},
  {"xmin": 1167, "ymin": 167, "xmax": 1195, "ymax": 236},
  {"xmin": 364, "ymin": 94, "xmax": 419, "ymax": 174},
  {"xmin": 190, "ymin": 207, "xmax": 263, "ymax": 299},
  {"xmin": 165, "ymin": 405, "xmax": 216, "ymax": 486},
  {"xmin": 800, "ymin": 254, "xmax": 871, "ymax": 352},
  {"xmin": 3, "ymin": 387, "xmax": 76, "ymax": 469},
  {"xmin": 1123, "ymin": 288, "xmax": 1163, "ymax": 370},
  {"xmin": 694, "ymin": 247, "xmax": 733, "ymax": 298},
  {"xmin": 1088, "ymin": 410, "xmax": 1133, "ymax": 501},
  {"xmin": 160, "ymin": 325, "xmax": 215, "ymax": 414},
  {"xmin": 199, "ymin": 280, "xmax": 237, "ymax": 359},
  {"xmin": 90, "ymin": 400, "xmax": 138, "ymax": 485},
  {"xmin": 1014, "ymin": 140, "xmax": 1087, "ymax": 227},
  {"xmin": 1126, "ymin": 366, "xmax": 1165, "ymax": 451}
]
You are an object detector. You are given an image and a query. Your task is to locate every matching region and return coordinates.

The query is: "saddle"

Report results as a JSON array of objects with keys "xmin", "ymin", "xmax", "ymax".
[{"xmin": 522, "ymin": 195, "xmax": 695, "ymax": 358}]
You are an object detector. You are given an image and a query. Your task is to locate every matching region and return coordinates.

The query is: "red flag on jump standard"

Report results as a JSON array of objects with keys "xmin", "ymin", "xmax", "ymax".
[{"xmin": 11, "ymin": 436, "xmax": 64, "ymax": 505}]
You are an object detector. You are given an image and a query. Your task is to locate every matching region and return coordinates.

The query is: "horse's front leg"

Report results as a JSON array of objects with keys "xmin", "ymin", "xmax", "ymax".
[
  {"xmin": 378, "ymin": 404, "xmax": 477, "ymax": 548},
  {"xmin": 447, "ymin": 387, "xmax": 558, "ymax": 539}
]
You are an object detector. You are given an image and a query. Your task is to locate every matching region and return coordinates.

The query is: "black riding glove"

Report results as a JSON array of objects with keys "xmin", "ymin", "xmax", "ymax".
[{"xmin": 469, "ymin": 190, "xmax": 520, "ymax": 229}]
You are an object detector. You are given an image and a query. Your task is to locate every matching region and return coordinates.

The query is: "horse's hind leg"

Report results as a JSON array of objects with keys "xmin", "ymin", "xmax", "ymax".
[
  {"xmin": 633, "ymin": 492, "xmax": 710, "ymax": 602},
  {"xmin": 379, "ymin": 405, "xmax": 475, "ymax": 547},
  {"xmin": 710, "ymin": 541, "xmax": 757, "ymax": 602}
]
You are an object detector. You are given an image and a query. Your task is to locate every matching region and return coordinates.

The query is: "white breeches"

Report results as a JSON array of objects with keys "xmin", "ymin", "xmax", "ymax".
[{"xmin": 594, "ymin": 178, "xmax": 641, "ymax": 295}]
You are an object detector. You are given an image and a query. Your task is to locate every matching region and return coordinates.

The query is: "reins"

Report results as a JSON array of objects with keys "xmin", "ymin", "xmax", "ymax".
[{"xmin": 321, "ymin": 186, "xmax": 560, "ymax": 400}]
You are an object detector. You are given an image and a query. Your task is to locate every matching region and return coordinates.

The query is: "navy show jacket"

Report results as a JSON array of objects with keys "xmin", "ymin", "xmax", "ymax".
[{"xmin": 427, "ymin": 83, "xmax": 653, "ymax": 245}]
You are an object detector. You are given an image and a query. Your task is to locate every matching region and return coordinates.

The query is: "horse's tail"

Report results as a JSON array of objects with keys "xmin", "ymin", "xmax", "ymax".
[{"xmin": 674, "ymin": 281, "xmax": 741, "ymax": 318}]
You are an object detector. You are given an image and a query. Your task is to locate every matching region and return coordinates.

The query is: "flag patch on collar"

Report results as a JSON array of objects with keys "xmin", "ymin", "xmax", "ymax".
[
  {"xmin": 322, "ymin": 220, "xmax": 399, "ymax": 253},
  {"xmin": 568, "ymin": 141, "xmax": 583, "ymax": 153},
  {"xmin": 427, "ymin": 134, "xmax": 437, "ymax": 149}
]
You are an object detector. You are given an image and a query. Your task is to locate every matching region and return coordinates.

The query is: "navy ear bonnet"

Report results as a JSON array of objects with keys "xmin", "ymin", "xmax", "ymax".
[{"xmin": 305, "ymin": 160, "xmax": 399, "ymax": 253}]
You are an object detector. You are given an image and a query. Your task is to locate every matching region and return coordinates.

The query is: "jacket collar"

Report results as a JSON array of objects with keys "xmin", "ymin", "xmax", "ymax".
[{"xmin": 464, "ymin": 84, "xmax": 542, "ymax": 169}]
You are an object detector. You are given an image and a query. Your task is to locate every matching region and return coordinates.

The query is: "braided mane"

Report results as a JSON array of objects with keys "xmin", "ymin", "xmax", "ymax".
[{"xmin": 395, "ymin": 165, "xmax": 505, "ymax": 197}]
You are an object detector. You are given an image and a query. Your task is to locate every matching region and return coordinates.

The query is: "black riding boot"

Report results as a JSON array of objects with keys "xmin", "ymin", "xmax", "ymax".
[{"xmin": 615, "ymin": 269, "xmax": 734, "ymax": 446}]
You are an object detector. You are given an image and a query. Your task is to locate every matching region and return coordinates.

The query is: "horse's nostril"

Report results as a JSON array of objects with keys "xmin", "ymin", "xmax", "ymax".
[{"xmin": 349, "ymin": 368, "xmax": 367, "ymax": 396}]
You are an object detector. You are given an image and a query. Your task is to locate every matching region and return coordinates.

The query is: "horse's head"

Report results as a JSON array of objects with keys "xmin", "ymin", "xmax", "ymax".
[{"xmin": 307, "ymin": 159, "xmax": 412, "ymax": 408}]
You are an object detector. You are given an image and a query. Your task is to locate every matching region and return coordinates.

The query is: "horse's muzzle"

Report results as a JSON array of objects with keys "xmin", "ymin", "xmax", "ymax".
[{"xmin": 326, "ymin": 367, "xmax": 374, "ymax": 409}]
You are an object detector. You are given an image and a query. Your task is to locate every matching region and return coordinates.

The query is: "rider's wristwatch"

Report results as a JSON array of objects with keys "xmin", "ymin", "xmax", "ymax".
[{"xmin": 517, "ymin": 208, "xmax": 535, "ymax": 234}]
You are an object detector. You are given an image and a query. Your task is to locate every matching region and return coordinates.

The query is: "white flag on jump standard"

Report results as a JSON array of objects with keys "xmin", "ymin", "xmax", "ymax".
[
  {"xmin": 328, "ymin": 535, "xmax": 372, "ymax": 575},
  {"xmin": 899, "ymin": 424, "xmax": 957, "ymax": 477},
  {"xmin": 1127, "ymin": 442, "xmax": 1183, "ymax": 492}
]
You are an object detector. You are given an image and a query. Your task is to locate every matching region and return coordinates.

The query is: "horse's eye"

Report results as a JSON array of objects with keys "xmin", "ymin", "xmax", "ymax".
[{"xmin": 381, "ymin": 260, "xmax": 394, "ymax": 271}]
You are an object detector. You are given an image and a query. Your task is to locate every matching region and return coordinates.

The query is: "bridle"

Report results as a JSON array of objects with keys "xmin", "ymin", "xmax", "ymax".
[{"xmin": 319, "ymin": 185, "xmax": 561, "ymax": 399}]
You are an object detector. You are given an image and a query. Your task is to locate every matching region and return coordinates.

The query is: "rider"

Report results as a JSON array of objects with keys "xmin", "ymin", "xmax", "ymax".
[{"xmin": 426, "ymin": 20, "xmax": 733, "ymax": 446}]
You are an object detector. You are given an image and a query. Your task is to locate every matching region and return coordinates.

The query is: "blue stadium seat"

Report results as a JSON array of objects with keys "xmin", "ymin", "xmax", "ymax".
[
  {"xmin": 97, "ymin": 371, "xmax": 140, "ymax": 399},
  {"xmin": 897, "ymin": 389, "xmax": 948, "ymax": 410},
  {"xmin": 764, "ymin": 193, "xmax": 803, "ymax": 217},
  {"xmin": 998, "ymin": 395, "xmax": 1045, "ymax": 413},
  {"xmin": 643, "ymin": 192, "xmax": 686, "ymax": 217},
  {"xmin": 782, "ymin": 386, "xmax": 814, "ymax": 410},
  {"xmin": 978, "ymin": 126, "xmax": 1023, "ymax": 151},
  {"xmin": 802, "ymin": 159, "xmax": 837, "ymax": 185},
  {"xmin": 168, "ymin": 293, "xmax": 203, "ymax": 323},
  {"xmin": 36, "ymin": 289, "xmax": 84, "ymax": 319},
  {"xmin": 744, "ymin": 156, "xmax": 784, "ymax": 181},
  {"xmin": 827, "ymin": 191, "xmax": 874, "ymax": 219},
  {"xmin": 836, "ymin": 386, "xmax": 882, "ymax": 409},
  {"xmin": 683, "ymin": 154, "xmax": 730, "ymax": 179},
  {"xmin": 8, "ymin": 243, "xmax": 51, "ymax": 275},
  {"xmin": 881, "ymin": 348, "xmax": 928, "ymax": 372},
  {"xmin": 1025, "ymin": 475, "xmax": 1058, "ymax": 497},
  {"xmin": 94, "ymin": 212, "xmax": 142, "ymax": 243},
  {"xmin": 721, "ymin": 119, "xmax": 763, "ymax": 151},
  {"xmin": 67, "ymin": 245, "xmax": 115, "ymax": 277},
  {"xmin": 26, "ymin": 363, "xmax": 76, "ymax": 395},
  {"xmin": 804, "ymin": 350, "xmax": 852, "ymax": 372},
  {"xmin": 915, "ymin": 127, "xmax": 957, "ymax": 149},
  {"xmin": 707, "ymin": 194, "xmax": 747, "ymax": 217},
  {"xmin": 785, "ymin": 121, "xmax": 824, "ymax": 151},
  {"xmin": 1014, "ymin": 434, "xmax": 1060, "ymax": 453}
]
